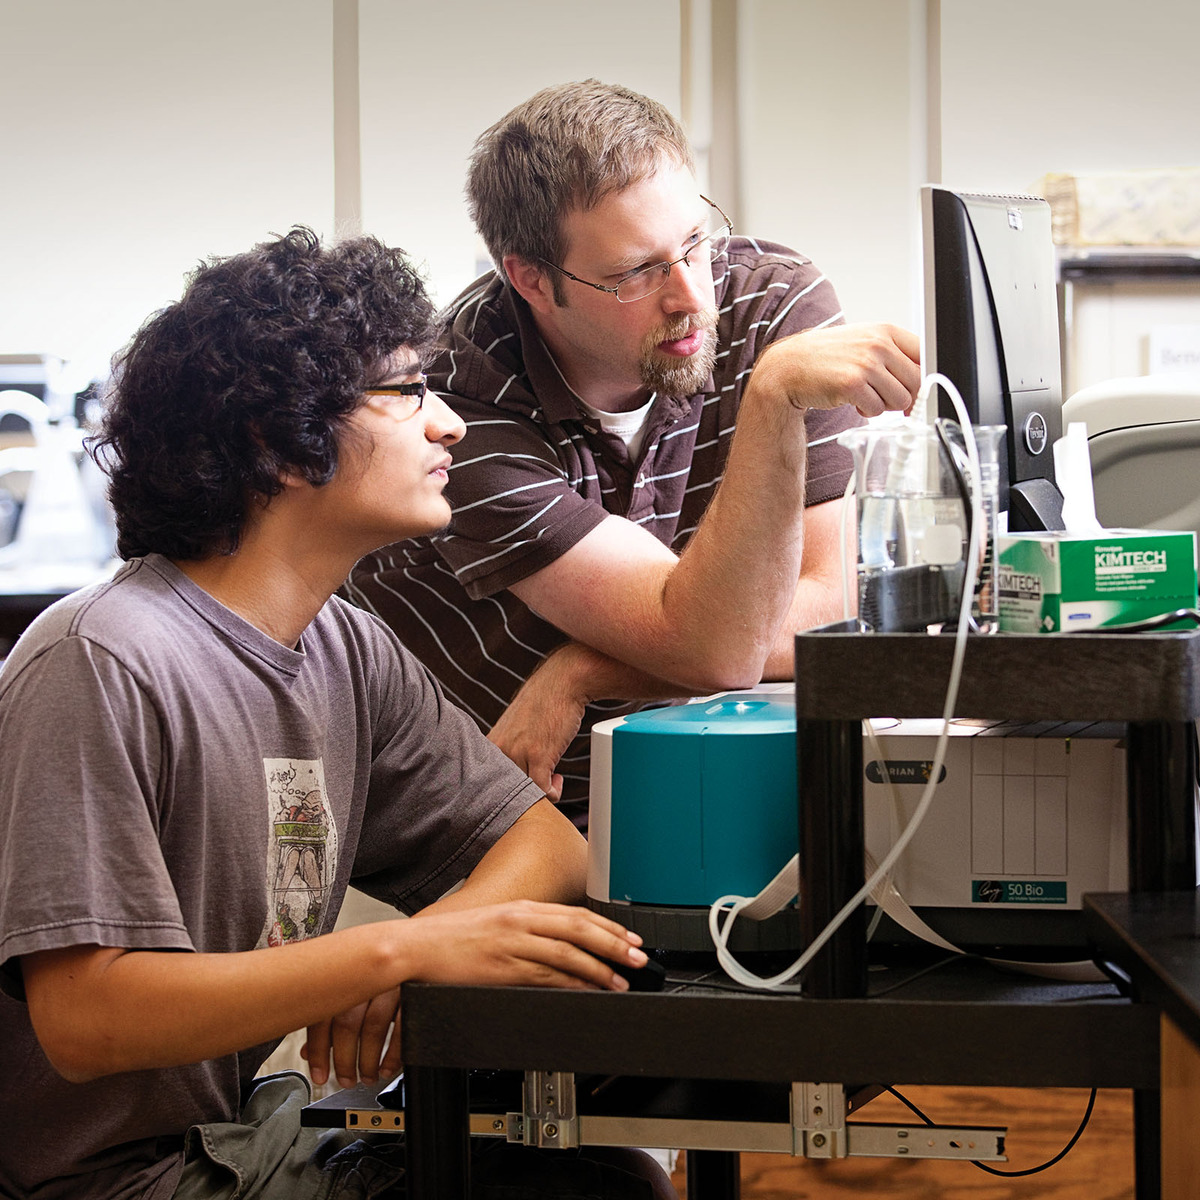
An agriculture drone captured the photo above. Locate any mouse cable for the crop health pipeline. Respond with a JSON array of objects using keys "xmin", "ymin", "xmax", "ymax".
[
  {"xmin": 664, "ymin": 959, "xmax": 1122, "ymax": 1000},
  {"xmin": 863, "ymin": 951, "xmax": 977, "ymax": 998},
  {"xmin": 884, "ymin": 1083, "xmax": 1097, "ymax": 1177},
  {"xmin": 661, "ymin": 974, "xmax": 797, "ymax": 994}
]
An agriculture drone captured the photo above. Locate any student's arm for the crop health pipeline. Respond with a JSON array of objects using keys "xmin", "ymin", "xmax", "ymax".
[
  {"xmin": 508, "ymin": 324, "xmax": 918, "ymax": 694},
  {"xmin": 302, "ymin": 797, "xmax": 602, "ymax": 1085},
  {"xmin": 418, "ymin": 795, "xmax": 587, "ymax": 911},
  {"xmin": 20, "ymin": 802, "xmax": 641, "ymax": 1086}
]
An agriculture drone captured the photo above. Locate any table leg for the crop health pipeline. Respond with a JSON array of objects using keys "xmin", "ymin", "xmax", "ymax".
[
  {"xmin": 796, "ymin": 717, "xmax": 867, "ymax": 999},
  {"xmin": 404, "ymin": 1065, "xmax": 470, "ymax": 1200},
  {"xmin": 686, "ymin": 1149, "xmax": 740, "ymax": 1200},
  {"xmin": 1125, "ymin": 719, "xmax": 1193, "ymax": 1200},
  {"xmin": 1126, "ymin": 720, "xmax": 1197, "ymax": 892},
  {"xmin": 1133, "ymin": 1086, "xmax": 1161, "ymax": 1200}
]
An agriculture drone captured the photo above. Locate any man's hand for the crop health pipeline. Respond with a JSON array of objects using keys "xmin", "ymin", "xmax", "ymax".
[
  {"xmin": 401, "ymin": 900, "xmax": 645, "ymax": 990},
  {"xmin": 487, "ymin": 647, "xmax": 587, "ymax": 802},
  {"xmin": 487, "ymin": 643, "xmax": 697, "ymax": 795},
  {"xmin": 749, "ymin": 323, "xmax": 922, "ymax": 417}
]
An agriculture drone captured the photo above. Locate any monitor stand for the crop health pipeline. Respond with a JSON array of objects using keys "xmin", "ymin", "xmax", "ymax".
[{"xmin": 1009, "ymin": 478, "xmax": 1065, "ymax": 532}]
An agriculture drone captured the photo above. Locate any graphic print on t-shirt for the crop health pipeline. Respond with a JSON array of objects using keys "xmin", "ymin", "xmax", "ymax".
[{"xmin": 261, "ymin": 758, "xmax": 339, "ymax": 946}]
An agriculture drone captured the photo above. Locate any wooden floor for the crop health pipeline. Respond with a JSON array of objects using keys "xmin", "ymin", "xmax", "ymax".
[{"xmin": 668, "ymin": 1086, "xmax": 1135, "ymax": 1199}]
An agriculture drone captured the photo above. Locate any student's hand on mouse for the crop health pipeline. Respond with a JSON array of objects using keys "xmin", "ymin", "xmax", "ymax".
[
  {"xmin": 302, "ymin": 988, "xmax": 403, "ymax": 1091},
  {"xmin": 406, "ymin": 900, "xmax": 647, "ymax": 993},
  {"xmin": 749, "ymin": 322, "xmax": 921, "ymax": 417},
  {"xmin": 300, "ymin": 904, "xmax": 643, "ymax": 1089}
]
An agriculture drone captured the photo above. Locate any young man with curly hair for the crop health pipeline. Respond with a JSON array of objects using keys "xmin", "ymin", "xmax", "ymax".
[
  {"xmin": 347, "ymin": 81, "xmax": 921, "ymax": 825},
  {"xmin": 0, "ymin": 228, "xmax": 674, "ymax": 1200}
]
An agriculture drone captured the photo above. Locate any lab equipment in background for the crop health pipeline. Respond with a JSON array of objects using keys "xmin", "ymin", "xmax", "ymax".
[
  {"xmin": 1061, "ymin": 373, "xmax": 1200, "ymax": 545},
  {"xmin": 0, "ymin": 352, "xmax": 92, "ymax": 426},
  {"xmin": 0, "ymin": 390, "xmax": 112, "ymax": 578},
  {"xmin": 585, "ymin": 687, "xmax": 1130, "ymax": 959},
  {"xmin": 587, "ymin": 691, "xmax": 802, "ymax": 954},
  {"xmin": 922, "ymin": 186, "xmax": 1065, "ymax": 532},
  {"xmin": 863, "ymin": 717, "xmax": 1127, "ymax": 953}
]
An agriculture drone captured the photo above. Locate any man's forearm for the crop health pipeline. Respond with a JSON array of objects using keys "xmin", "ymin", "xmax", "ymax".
[
  {"xmin": 592, "ymin": 325, "xmax": 916, "ymax": 688},
  {"xmin": 759, "ymin": 498, "xmax": 857, "ymax": 679},
  {"xmin": 549, "ymin": 639, "xmax": 698, "ymax": 706},
  {"xmin": 509, "ymin": 325, "xmax": 919, "ymax": 694},
  {"xmin": 25, "ymin": 808, "xmax": 631, "ymax": 1086},
  {"xmin": 24, "ymin": 805, "xmax": 585, "ymax": 1083},
  {"xmin": 760, "ymin": 577, "xmax": 844, "ymax": 679},
  {"xmin": 650, "ymin": 376, "xmax": 809, "ymax": 688}
]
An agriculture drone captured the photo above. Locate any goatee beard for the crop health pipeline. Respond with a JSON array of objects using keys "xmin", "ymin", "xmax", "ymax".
[{"xmin": 638, "ymin": 309, "xmax": 719, "ymax": 396}]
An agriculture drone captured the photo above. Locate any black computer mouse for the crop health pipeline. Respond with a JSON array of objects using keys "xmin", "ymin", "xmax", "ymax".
[{"xmin": 599, "ymin": 954, "xmax": 667, "ymax": 992}]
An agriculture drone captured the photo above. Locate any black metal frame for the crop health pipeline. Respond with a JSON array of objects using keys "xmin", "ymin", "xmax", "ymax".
[{"xmin": 392, "ymin": 629, "xmax": 1200, "ymax": 1199}]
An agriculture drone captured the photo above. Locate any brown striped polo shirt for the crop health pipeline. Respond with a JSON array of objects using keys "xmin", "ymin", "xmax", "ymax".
[{"xmin": 346, "ymin": 237, "xmax": 863, "ymax": 827}]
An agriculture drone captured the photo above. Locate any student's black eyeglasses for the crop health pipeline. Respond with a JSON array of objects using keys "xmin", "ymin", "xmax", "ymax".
[{"xmin": 364, "ymin": 376, "xmax": 428, "ymax": 418}]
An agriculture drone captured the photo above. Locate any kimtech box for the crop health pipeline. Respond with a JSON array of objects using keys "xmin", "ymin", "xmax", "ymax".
[{"xmin": 997, "ymin": 528, "xmax": 1198, "ymax": 633}]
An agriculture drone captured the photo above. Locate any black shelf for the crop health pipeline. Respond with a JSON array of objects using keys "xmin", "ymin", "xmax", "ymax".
[
  {"xmin": 792, "ymin": 628, "xmax": 1200, "ymax": 723},
  {"xmin": 1058, "ymin": 248, "xmax": 1200, "ymax": 282},
  {"xmin": 1086, "ymin": 890, "xmax": 1200, "ymax": 1052},
  {"xmin": 793, "ymin": 629, "xmax": 1200, "ymax": 1003},
  {"xmin": 372, "ymin": 629, "xmax": 1200, "ymax": 1199},
  {"xmin": 399, "ymin": 964, "xmax": 1154, "ymax": 1091}
]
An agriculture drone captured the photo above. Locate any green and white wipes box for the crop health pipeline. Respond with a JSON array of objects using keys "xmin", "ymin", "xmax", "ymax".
[{"xmin": 996, "ymin": 529, "xmax": 1198, "ymax": 633}]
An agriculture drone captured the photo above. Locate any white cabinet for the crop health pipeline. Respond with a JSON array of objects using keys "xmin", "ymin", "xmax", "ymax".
[{"xmin": 1057, "ymin": 248, "xmax": 1200, "ymax": 397}]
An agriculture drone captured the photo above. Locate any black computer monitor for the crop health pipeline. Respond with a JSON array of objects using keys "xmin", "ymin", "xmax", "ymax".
[{"xmin": 921, "ymin": 185, "xmax": 1065, "ymax": 532}]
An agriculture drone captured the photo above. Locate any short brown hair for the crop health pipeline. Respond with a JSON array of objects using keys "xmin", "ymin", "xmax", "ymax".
[{"xmin": 467, "ymin": 80, "xmax": 694, "ymax": 300}]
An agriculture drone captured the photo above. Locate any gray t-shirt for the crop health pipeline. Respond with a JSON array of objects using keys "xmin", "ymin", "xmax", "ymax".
[{"xmin": 0, "ymin": 555, "xmax": 543, "ymax": 1200}]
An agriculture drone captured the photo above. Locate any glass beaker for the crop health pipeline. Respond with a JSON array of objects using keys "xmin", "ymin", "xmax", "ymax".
[
  {"xmin": 940, "ymin": 423, "xmax": 1006, "ymax": 632},
  {"xmin": 838, "ymin": 420, "xmax": 970, "ymax": 632}
]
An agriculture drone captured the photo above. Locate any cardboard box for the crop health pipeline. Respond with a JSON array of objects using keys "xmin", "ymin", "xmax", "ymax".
[
  {"xmin": 1038, "ymin": 168, "xmax": 1200, "ymax": 246},
  {"xmin": 997, "ymin": 529, "xmax": 1197, "ymax": 633}
]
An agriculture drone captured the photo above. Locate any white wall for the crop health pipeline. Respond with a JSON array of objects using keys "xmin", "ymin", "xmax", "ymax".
[
  {"xmin": 737, "ymin": 0, "xmax": 1200, "ymax": 385},
  {"xmin": 939, "ymin": 0, "xmax": 1200, "ymax": 394},
  {"xmin": 357, "ymin": 0, "xmax": 680, "ymax": 308},
  {"xmin": 737, "ymin": 0, "xmax": 927, "ymax": 329},
  {"xmin": 0, "ymin": 0, "xmax": 336, "ymax": 387},
  {"xmin": 939, "ymin": 0, "xmax": 1200, "ymax": 190},
  {"xmin": 0, "ymin": 0, "xmax": 680, "ymax": 387},
  {"xmin": 4, "ymin": 0, "xmax": 1200, "ymax": 393}
]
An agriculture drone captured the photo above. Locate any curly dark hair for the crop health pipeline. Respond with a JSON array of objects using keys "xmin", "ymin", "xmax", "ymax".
[{"xmin": 91, "ymin": 226, "xmax": 434, "ymax": 561}]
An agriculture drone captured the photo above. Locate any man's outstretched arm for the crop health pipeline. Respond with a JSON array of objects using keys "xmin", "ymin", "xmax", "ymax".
[
  {"xmin": 509, "ymin": 324, "xmax": 918, "ymax": 695},
  {"xmin": 491, "ymin": 497, "xmax": 853, "ymax": 797}
]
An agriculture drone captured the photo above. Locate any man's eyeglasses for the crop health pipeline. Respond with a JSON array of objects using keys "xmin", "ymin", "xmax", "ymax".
[
  {"xmin": 364, "ymin": 375, "xmax": 427, "ymax": 418},
  {"xmin": 539, "ymin": 196, "xmax": 733, "ymax": 304}
]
